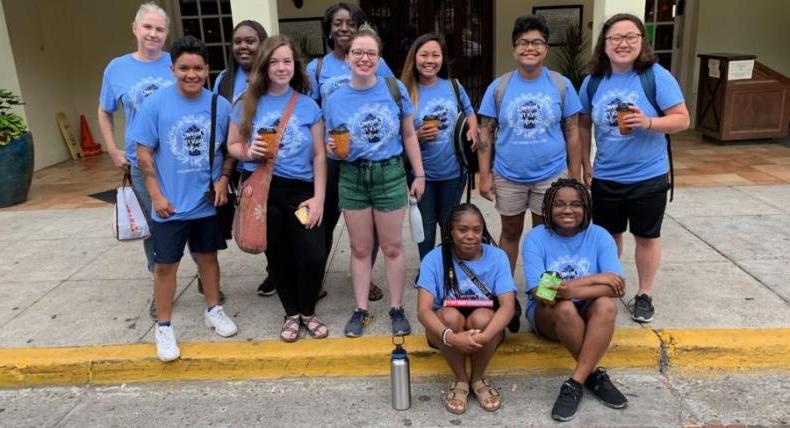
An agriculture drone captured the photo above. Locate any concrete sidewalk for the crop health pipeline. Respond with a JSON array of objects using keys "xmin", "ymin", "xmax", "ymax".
[{"xmin": 0, "ymin": 185, "xmax": 789, "ymax": 386}]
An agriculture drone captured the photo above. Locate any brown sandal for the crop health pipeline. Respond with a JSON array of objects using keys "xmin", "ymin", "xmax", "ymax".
[
  {"xmin": 443, "ymin": 381, "xmax": 469, "ymax": 414},
  {"xmin": 301, "ymin": 314, "xmax": 328, "ymax": 339},
  {"xmin": 280, "ymin": 315, "xmax": 301, "ymax": 343},
  {"xmin": 471, "ymin": 379, "xmax": 501, "ymax": 412}
]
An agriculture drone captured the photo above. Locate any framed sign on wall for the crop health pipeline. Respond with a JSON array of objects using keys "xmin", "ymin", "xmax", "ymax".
[{"xmin": 532, "ymin": 5, "xmax": 583, "ymax": 46}]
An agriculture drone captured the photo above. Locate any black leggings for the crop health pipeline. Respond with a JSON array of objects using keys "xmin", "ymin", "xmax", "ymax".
[{"xmin": 265, "ymin": 175, "xmax": 327, "ymax": 316}]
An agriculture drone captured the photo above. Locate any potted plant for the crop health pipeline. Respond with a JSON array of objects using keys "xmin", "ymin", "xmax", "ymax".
[
  {"xmin": 556, "ymin": 22, "xmax": 590, "ymax": 91},
  {"xmin": 0, "ymin": 89, "xmax": 34, "ymax": 207}
]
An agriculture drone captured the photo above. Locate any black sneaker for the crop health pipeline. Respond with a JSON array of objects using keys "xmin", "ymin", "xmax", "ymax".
[
  {"xmin": 256, "ymin": 277, "xmax": 276, "ymax": 297},
  {"xmin": 551, "ymin": 379, "xmax": 583, "ymax": 422},
  {"xmin": 584, "ymin": 368, "xmax": 628, "ymax": 409},
  {"xmin": 149, "ymin": 296, "xmax": 157, "ymax": 320},
  {"xmin": 197, "ymin": 277, "xmax": 227, "ymax": 304},
  {"xmin": 631, "ymin": 294, "xmax": 654, "ymax": 323},
  {"xmin": 344, "ymin": 308, "xmax": 371, "ymax": 338},
  {"xmin": 389, "ymin": 307, "xmax": 411, "ymax": 336}
]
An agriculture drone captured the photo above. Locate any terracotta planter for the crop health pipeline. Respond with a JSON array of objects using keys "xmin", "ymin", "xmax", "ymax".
[{"xmin": 0, "ymin": 131, "xmax": 34, "ymax": 207}]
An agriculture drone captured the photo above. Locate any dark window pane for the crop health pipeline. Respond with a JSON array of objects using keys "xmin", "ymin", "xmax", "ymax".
[
  {"xmin": 183, "ymin": 18, "xmax": 201, "ymax": 38},
  {"xmin": 208, "ymin": 71, "xmax": 220, "ymax": 89},
  {"xmin": 203, "ymin": 18, "xmax": 222, "ymax": 43},
  {"xmin": 180, "ymin": 0, "xmax": 198, "ymax": 16},
  {"xmin": 208, "ymin": 45, "xmax": 226, "ymax": 72},
  {"xmin": 657, "ymin": 0, "xmax": 675, "ymax": 21},
  {"xmin": 219, "ymin": 0, "xmax": 231, "ymax": 15},
  {"xmin": 657, "ymin": 53, "xmax": 672, "ymax": 70},
  {"xmin": 654, "ymin": 24, "xmax": 673, "ymax": 50},
  {"xmin": 200, "ymin": 0, "xmax": 219, "ymax": 15},
  {"xmin": 645, "ymin": 0, "xmax": 656, "ymax": 22},
  {"xmin": 223, "ymin": 17, "xmax": 233, "ymax": 42}
]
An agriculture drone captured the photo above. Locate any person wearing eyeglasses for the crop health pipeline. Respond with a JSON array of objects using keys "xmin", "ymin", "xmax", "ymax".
[
  {"xmin": 477, "ymin": 15, "xmax": 583, "ymax": 277},
  {"xmin": 578, "ymin": 13, "xmax": 689, "ymax": 324},
  {"xmin": 323, "ymin": 25, "xmax": 425, "ymax": 338},
  {"xmin": 522, "ymin": 178, "xmax": 627, "ymax": 421}
]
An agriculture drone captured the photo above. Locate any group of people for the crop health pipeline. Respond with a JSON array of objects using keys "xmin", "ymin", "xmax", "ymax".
[{"xmin": 98, "ymin": 2, "xmax": 689, "ymax": 422}]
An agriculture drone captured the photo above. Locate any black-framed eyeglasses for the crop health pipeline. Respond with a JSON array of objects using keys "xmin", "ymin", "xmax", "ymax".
[
  {"xmin": 514, "ymin": 38, "xmax": 547, "ymax": 49},
  {"xmin": 605, "ymin": 33, "xmax": 643, "ymax": 45},
  {"xmin": 551, "ymin": 200, "xmax": 585, "ymax": 209}
]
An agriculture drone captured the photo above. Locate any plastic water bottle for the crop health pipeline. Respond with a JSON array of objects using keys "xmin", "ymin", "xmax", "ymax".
[
  {"xmin": 408, "ymin": 196, "xmax": 424, "ymax": 243},
  {"xmin": 391, "ymin": 340, "xmax": 411, "ymax": 411}
]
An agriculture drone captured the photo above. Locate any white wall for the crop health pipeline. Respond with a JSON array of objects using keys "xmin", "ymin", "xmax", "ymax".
[
  {"xmin": 3, "ymin": 0, "xmax": 142, "ymax": 170},
  {"xmin": 0, "ymin": 0, "xmax": 26, "ymax": 128}
]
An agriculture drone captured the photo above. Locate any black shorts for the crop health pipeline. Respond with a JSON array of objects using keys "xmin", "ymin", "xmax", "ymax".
[
  {"xmin": 152, "ymin": 215, "xmax": 227, "ymax": 264},
  {"xmin": 591, "ymin": 174, "xmax": 669, "ymax": 239}
]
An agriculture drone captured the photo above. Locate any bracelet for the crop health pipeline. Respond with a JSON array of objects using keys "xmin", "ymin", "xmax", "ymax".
[
  {"xmin": 647, "ymin": 118, "xmax": 653, "ymax": 130},
  {"xmin": 414, "ymin": 175, "xmax": 425, "ymax": 179},
  {"xmin": 441, "ymin": 328, "xmax": 452, "ymax": 347}
]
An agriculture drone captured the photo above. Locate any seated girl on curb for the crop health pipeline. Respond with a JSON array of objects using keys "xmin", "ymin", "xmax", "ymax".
[
  {"xmin": 522, "ymin": 178, "xmax": 628, "ymax": 422},
  {"xmin": 416, "ymin": 203, "xmax": 516, "ymax": 414}
]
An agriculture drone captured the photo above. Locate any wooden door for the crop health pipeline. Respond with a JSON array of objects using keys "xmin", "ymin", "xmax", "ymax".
[{"xmin": 360, "ymin": 0, "xmax": 493, "ymax": 107}]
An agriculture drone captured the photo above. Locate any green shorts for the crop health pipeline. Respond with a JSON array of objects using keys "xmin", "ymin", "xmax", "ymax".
[{"xmin": 339, "ymin": 157, "xmax": 408, "ymax": 212}]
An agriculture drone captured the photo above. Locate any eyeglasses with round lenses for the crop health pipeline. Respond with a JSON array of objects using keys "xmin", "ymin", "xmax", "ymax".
[
  {"xmin": 349, "ymin": 49, "xmax": 379, "ymax": 60},
  {"xmin": 605, "ymin": 33, "xmax": 643, "ymax": 45},
  {"xmin": 551, "ymin": 200, "xmax": 585, "ymax": 209},
  {"xmin": 514, "ymin": 38, "xmax": 547, "ymax": 49}
]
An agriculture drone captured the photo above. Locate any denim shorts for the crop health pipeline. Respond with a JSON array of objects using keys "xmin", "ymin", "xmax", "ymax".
[
  {"xmin": 152, "ymin": 215, "xmax": 226, "ymax": 264},
  {"xmin": 338, "ymin": 157, "xmax": 408, "ymax": 212}
]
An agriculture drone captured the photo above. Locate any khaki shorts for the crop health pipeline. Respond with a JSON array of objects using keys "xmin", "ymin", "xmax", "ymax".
[{"xmin": 494, "ymin": 171, "xmax": 567, "ymax": 216}]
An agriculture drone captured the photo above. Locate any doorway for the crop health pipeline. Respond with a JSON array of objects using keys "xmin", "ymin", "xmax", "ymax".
[{"xmin": 359, "ymin": 0, "xmax": 493, "ymax": 107}]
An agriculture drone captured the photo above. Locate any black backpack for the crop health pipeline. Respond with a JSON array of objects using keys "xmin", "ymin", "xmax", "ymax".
[{"xmin": 449, "ymin": 79, "xmax": 477, "ymax": 203}]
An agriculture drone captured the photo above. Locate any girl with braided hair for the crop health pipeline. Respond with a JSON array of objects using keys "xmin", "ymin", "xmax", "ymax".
[
  {"xmin": 521, "ymin": 178, "xmax": 628, "ymax": 421},
  {"xmin": 416, "ymin": 203, "xmax": 515, "ymax": 414}
]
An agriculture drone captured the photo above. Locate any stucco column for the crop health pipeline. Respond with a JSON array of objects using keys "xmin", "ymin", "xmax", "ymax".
[
  {"xmin": 231, "ymin": 0, "xmax": 279, "ymax": 35},
  {"xmin": 592, "ymin": 0, "xmax": 646, "ymax": 44},
  {"xmin": 0, "ymin": 1, "xmax": 28, "ymax": 127}
]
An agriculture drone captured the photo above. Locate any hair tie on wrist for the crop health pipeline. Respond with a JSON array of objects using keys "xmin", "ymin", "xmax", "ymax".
[{"xmin": 647, "ymin": 118, "xmax": 653, "ymax": 130}]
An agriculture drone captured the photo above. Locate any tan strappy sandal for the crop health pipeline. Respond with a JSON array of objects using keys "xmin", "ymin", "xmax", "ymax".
[
  {"xmin": 443, "ymin": 381, "xmax": 469, "ymax": 414},
  {"xmin": 471, "ymin": 378, "xmax": 501, "ymax": 412},
  {"xmin": 280, "ymin": 315, "xmax": 301, "ymax": 343},
  {"xmin": 301, "ymin": 314, "xmax": 328, "ymax": 339}
]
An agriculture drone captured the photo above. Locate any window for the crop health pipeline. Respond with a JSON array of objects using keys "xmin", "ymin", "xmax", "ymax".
[{"xmin": 176, "ymin": 0, "xmax": 234, "ymax": 88}]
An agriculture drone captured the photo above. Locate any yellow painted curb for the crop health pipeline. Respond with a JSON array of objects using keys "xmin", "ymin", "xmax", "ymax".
[
  {"xmin": 660, "ymin": 328, "xmax": 790, "ymax": 370},
  {"xmin": 0, "ymin": 330, "xmax": 659, "ymax": 388}
]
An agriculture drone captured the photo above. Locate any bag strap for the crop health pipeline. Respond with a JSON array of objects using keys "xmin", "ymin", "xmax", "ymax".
[
  {"xmin": 450, "ymin": 79, "xmax": 473, "ymax": 204},
  {"xmin": 273, "ymin": 91, "xmax": 300, "ymax": 163},
  {"xmin": 384, "ymin": 77, "xmax": 403, "ymax": 118},
  {"xmin": 493, "ymin": 71, "xmax": 514, "ymax": 119},
  {"xmin": 314, "ymin": 57, "xmax": 324, "ymax": 103},
  {"xmin": 208, "ymin": 93, "xmax": 218, "ymax": 193},
  {"xmin": 456, "ymin": 258, "xmax": 495, "ymax": 300}
]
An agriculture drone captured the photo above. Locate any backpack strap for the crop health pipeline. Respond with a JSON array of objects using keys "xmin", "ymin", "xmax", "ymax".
[
  {"xmin": 450, "ymin": 78, "xmax": 474, "ymax": 204},
  {"xmin": 493, "ymin": 71, "xmax": 514, "ymax": 119},
  {"xmin": 586, "ymin": 75, "xmax": 602, "ymax": 106},
  {"xmin": 207, "ymin": 93, "xmax": 218, "ymax": 194},
  {"xmin": 313, "ymin": 57, "xmax": 324, "ymax": 103},
  {"xmin": 639, "ymin": 67, "xmax": 674, "ymax": 202},
  {"xmin": 548, "ymin": 69, "xmax": 567, "ymax": 127},
  {"xmin": 384, "ymin": 76, "xmax": 403, "ymax": 117}
]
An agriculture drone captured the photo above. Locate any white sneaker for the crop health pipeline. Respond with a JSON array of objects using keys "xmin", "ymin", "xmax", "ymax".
[
  {"xmin": 155, "ymin": 325, "xmax": 180, "ymax": 362},
  {"xmin": 204, "ymin": 305, "xmax": 238, "ymax": 337}
]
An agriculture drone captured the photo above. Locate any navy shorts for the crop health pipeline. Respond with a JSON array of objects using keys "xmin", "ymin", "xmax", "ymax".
[
  {"xmin": 591, "ymin": 174, "xmax": 669, "ymax": 239},
  {"xmin": 152, "ymin": 215, "xmax": 227, "ymax": 264}
]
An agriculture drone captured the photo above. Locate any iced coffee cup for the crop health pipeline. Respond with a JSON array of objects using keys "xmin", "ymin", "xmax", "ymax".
[
  {"xmin": 423, "ymin": 114, "xmax": 440, "ymax": 140},
  {"xmin": 329, "ymin": 126, "xmax": 350, "ymax": 159},
  {"xmin": 616, "ymin": 103, "xmax": 634, "ymax": 135},
  {"xmin": 256, "ymin": 127, "xmax": 278, "ymax": 159}
]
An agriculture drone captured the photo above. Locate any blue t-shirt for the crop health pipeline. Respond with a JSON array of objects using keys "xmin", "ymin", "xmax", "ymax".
[
  {"xmin": 415, "ymin": 79, "xmax": 474, "ymax": 180},
  {"xmin": 521, "ymin": 224, "xmax": 622, "ymax": 306},
  {"xmin": 323, "ymin": 77, "xmax": 413, "ymax": 162},
  {"xmin": 579, "ymin": 64, "xmax": 685, "ymax": 183},
  {"xmin": 306, "ymin": 53, "xmax": 395, "ymax": 104},
  {"xmin": 129, "ymin": 86, "xmax": 232, "ymax": 222},
  {"xmin": 478, "ymin": 67, "xmax": 582, "ymax": 184},
  {"xmin": 212, "ymin": 67, "xmax": 248, "ymax": 102},
  {"xmin": 417, "ymin": 244, "xmax": 516, "ymax": 310},
  {"xmin": 230, "ymin": 88, "xmax": 322, "ymax": 181},
  {"xmin": 99, "ymin": 53, "xmax": 175, "ymax": 166}
]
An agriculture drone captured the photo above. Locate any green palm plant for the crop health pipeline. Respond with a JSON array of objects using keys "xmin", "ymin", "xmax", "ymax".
[
  {"xmin": 556, "ymin": 22, "xmax": 589, "ymax": 91},
  {"xmin": 0, "ymin": 89, "xmax": 27, "ymax": 146}
]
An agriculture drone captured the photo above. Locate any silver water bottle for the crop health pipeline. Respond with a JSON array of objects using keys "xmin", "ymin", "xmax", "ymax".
[{"xmin": 391, "ymin": 339, "xmax": 411, "ymax": 410}]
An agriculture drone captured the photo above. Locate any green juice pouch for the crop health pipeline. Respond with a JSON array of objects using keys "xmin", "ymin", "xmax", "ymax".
[{"xmin": 535, "ymin": 271, "xmax": 562, "ymax": 302}]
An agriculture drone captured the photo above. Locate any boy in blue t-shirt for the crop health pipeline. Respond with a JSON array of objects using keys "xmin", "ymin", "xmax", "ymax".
[
  {"xmin": 131, "ymin": 36, "xmax": 238, "ymax": 363},
  {"xmin": 476, "ymin": 15, "xmax": 583, "ymax": 277},
  {"xmin": 521, "ymin": 178, "xmax": 628, "ymax": 421}
]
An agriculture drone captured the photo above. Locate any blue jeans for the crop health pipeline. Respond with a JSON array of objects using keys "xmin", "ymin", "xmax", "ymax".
[
  {"xmin": 130, "ymin": 164, "xmax": 156, "ymax": 273},
  {"xmin": 413, "ymin": 175, "xmax": 466, "ymax": 260}
]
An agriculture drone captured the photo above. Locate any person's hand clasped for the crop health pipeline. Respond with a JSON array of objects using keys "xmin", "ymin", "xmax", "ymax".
[
  {"xmin": 448, "ymin": 329, "xmax": 483, "ymax": 354},
  {"xmin": 549, "ymin": 281, "xmax": 572, "ymax": 300},
  {"xmin": 598, "ymin": 273, "xmax": 626, "ymax": 297},
  {"xmin": 153, "ymin": 195, "xmax": 175, "ymax": 218}
]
